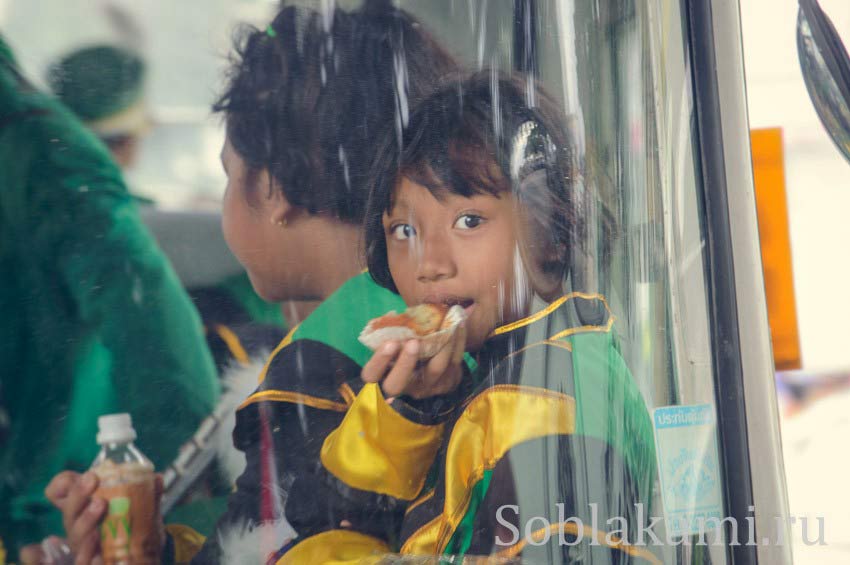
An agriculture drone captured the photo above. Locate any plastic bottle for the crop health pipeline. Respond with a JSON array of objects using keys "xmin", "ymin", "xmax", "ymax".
[{"xmin": 91, "ymin": 413, "xmax": 160, "ymax": 564}]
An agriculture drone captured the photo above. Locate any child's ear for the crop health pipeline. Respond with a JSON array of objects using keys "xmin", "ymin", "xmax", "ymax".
[
  {"xmin": 259, "ymin": 172, "xmax": 296, "ymax": 226},
  {"xmin": 269, "ymin": 196, "xmax": 294, "ymax": 227},
  {"xmin": 518, "ymin": 238, "xmax": 567, "ymax": 302},
  {"xmin": 541, "ymin": 247, "xmax": 568, "ymax": 275},
  {"xmin": 536, "ymin": 243, "xmax": 569, "ymax": 301},
  {"xmin": 516, "ymin": 209, "xmax": 567, "ymax": 301}
]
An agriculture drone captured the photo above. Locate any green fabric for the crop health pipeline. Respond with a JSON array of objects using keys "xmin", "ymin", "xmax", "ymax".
[
  {"xmin": 444, "ymin": 470, "xmax": 493, "ymax": 556},
  {"xmin": 47, "ymin": 45, "xmax": 145, "ymax": 122},
  {"xmin": 0, "ymin": 39, "xmax": 220, "ymax": 552},
  {"xmin": 0, "ymin": 37, "xmax": 15, "ymax": 67},
  {"xmin": 164, "ymin": 496, "xmax": 229, "ymax": 538},
  {"xmin": 291, "ymin": 272, "xmax": 406, "ymax": 367},
  {"xmin": 443, "ymin": 326, "xmax": 656, "ymax": 556},
  {"xmin": 567, "ymin": 330, "xmax": 656, "ymax": 504},
  {"xmin": 217, "ymin": 272, "xmax": 285, "ymax": 326}
]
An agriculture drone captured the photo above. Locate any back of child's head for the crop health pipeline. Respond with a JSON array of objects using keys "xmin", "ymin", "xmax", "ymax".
[
  {"xmin": 365, "ymin": 70, "xmax": 585, "ymax": 293},
  {"xmin": 213, "ymin": 0, "xmax": 457, "ymax": 223}
]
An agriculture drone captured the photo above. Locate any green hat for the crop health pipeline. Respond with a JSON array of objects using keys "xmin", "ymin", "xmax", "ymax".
[
  {"xmin": 0, "ymin": 34, "xmax": 17, "ymax": 67},
  {"xmin": 48, "ymin": 45, "xmax": 148, "ymax": 136}
]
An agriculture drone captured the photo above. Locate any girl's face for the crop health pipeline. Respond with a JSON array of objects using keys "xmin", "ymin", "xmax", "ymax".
[
  {"xmin": 220, "ymin": 136, "xmax": 288, "ymax": 302},
  {"xmin": 383, "ymin": 177, "xmax": 543, "ymax": 352}
]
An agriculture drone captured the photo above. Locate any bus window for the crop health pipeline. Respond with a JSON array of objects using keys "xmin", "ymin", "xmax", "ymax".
[
  {"xmin": 1, "ymin": 0, "xmax": 769, "ymax": 563},
  {"xmin": 393, "ymin": 0, "xmax": 731, "ymax": 562}
]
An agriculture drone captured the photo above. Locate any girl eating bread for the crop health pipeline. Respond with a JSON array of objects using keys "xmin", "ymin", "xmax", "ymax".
[{"xmin": 280, "ymin": 72, "xmax": 659, "ymax": 563}]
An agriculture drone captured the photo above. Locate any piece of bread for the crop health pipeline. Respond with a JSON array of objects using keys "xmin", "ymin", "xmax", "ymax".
[
  {"xmin": 359, "ymin": 303, "xmax": 465, "ymax": 359},
  {"xmin": 369, "ymin": 303, "xmax": 449, "ymax": 336}
]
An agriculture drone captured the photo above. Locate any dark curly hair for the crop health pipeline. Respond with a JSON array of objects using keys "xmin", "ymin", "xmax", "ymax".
[
  {"xmin": 365, "ymin": 71, "xmax": 586, "ymax": 293},
  {"xmin": 213, "ymin": 0, "xmax": 457, "ymax": 223}
]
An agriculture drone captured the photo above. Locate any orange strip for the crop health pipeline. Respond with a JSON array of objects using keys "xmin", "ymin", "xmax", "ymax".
[
  {"xmin": 490, "ymin": 292, "xmax": 613, "ymax": 337},
  {"xmin": 490, "ymin": 295, "xmax": 571, "ymax": 336},
  {"xmin": 405, "ymin": 489, "xmax": 435, "ymax": 516},
  {"xmin": 494, "ymin": 339, "xmax": 573, "ymax": 367},
  {"xmin": 548, "ymin": 314, "xmax": 615, "ymax": 342},
  {"xmin": 257, "ymin": 323, "xmax": 300, "ymax": 384},
  {"xmin": 751, "ymin": 128, "xmax": 801, "ymax": 370},
  {"xmin": 399, "ymin": 515, "xmax": 442, "ymax": 555},
  {"xmin": 338, "ymin": 382, "xmax": 357, "ymax": 405},
  {"xmin": 238, "ymin": 389, "xmax": 348, "ymax": 412},
  {"xmin": 213, "ymin": 324, "xmax": 250, "ymax": 365}
]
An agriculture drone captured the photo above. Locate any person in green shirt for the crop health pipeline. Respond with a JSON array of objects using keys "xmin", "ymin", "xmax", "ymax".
[
  {"xmin": 0, "ymin": 35, "xmax": 220, "ymax": 556},
  {"xmin": 48, "ymin": 44, "xmax": 286, "ymax": 338},
  {"xmin": 48, "ymin": 44, "xmax": 150, "ymax": 171},
  {"xmin": 46, "ymin": 43, "xmax": 288, "ymax": 545}
]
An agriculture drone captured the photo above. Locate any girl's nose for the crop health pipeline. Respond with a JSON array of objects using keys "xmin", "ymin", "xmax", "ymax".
[{"xmin": 415, "ymin": 231, "xmax": 457, "ymax": 282}]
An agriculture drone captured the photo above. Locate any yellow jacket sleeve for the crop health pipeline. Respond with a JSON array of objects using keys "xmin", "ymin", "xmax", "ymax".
[{"xmin": 320, "ymin": 383, "xmax": 445, "ymax": 501}]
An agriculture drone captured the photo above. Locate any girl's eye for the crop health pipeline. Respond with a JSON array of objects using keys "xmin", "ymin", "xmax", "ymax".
[
  {"xmin": 454, "ymin": 214, "xmax": 484, "ymax": 230},
  {"xmin": 390, "ymin": 223, "xmax": 416, "ymax": 240}
]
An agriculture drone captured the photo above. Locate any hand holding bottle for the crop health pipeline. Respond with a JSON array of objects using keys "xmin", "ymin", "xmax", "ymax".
[
  {"xmin": 46, "ymin": 470, "xmax": 107, "ymax": 564},
  {"xmin": 45, "ymin": 414, "xmax": 164, "ymax": 564}
]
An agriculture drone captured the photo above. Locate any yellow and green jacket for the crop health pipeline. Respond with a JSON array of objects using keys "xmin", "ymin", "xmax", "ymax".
[
  {"xmin": 279, "ymin": 293, "xmax": 659, "ymax": 564},
  {"xmin": 166, "ymin": 287, "xmax": 658, "ymax": 564}
]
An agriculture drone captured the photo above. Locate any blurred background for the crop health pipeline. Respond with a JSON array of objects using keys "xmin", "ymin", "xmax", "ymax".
[
  {"xmin": 0, "ymin": 0, "xmax": 274, "ymax": 210},
  {"xmin": 743, "ymin": 0, "xmax": 850, "ymax": 373}
]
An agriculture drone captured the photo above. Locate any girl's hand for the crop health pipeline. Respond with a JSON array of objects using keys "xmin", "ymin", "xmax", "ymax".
[{"xmin": 361, "ymin": 323, "xmax": 466, "ymax": 399}]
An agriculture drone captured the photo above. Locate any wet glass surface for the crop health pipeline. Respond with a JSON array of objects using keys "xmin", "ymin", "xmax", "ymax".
[{"xmin": 1, "ymin": 1, "xmax": 733, "ymax": 563}]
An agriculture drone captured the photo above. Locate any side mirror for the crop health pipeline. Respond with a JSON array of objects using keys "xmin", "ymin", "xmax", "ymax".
[{"xmin": 797, "ymin": 0, "xmax": 850, "ymax": 164}]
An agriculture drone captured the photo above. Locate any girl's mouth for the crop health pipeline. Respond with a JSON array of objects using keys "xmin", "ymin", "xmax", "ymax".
[
  {"xmin": 446, "ymin": 297, "xmax": 474, "ymax": 310},
  {"xmin": 462, "ymin": 301, "xmax": 476, "ymax": 318},
  {"xmin": 424, "ymin": 295, "xmax": 475, "ymax": 316}
]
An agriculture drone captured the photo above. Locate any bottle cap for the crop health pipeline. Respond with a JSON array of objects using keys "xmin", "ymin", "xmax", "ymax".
[{"xmin": 96, "ymin": 413, "xmax": 137, "ymax": 445}]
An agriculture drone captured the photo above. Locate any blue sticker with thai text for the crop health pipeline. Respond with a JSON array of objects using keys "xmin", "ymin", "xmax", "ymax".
[{"xmin": 652, "ymin": 404, "xmax": 724, "ymax": 537}]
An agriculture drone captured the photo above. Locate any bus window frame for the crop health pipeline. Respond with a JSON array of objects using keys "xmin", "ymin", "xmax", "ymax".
[{"xmin": 686, "ymin": 0, "xmax": 792, "ymax": 562}]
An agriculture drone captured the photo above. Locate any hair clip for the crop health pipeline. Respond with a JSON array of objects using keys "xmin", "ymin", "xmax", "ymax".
[
  {"xmin": 266, "ymin": 25, "xmax": 278, "ymax": 38},
  {"xmin": 510, "ymin": 119, "xmax": 556, "ymax": 181}
]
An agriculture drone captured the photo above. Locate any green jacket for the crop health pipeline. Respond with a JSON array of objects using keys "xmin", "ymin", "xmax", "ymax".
[{"xmin": 0, "ymin": 37, "xmax": 220, "ymax": 551}]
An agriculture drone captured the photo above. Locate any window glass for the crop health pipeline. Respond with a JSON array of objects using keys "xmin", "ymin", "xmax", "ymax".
[
  {"xmin": 0, "ymin": 1, "xmax": 734, "ymax": 563},
  {"xmin": 398, "ymin": 1, "xmax": 727, "ymax": 561}
]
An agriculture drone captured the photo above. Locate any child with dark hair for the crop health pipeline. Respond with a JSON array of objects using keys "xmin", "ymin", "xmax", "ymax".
[
  {"xmin": 282, "ymin": 72, "xmax": 658, "ymax": 563},
  {"xmin": 46, "ymin": 2, "xmax": 459, "ymax": 563}
]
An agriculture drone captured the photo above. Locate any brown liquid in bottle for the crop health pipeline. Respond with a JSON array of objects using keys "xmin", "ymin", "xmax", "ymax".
[
  {"xmin": 92, "ymin": 414, "xmax": 161, "ymax": 565},
  {"xmin": 93, "ymin": 461, "xmax": 160, "ymax": 564}
]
